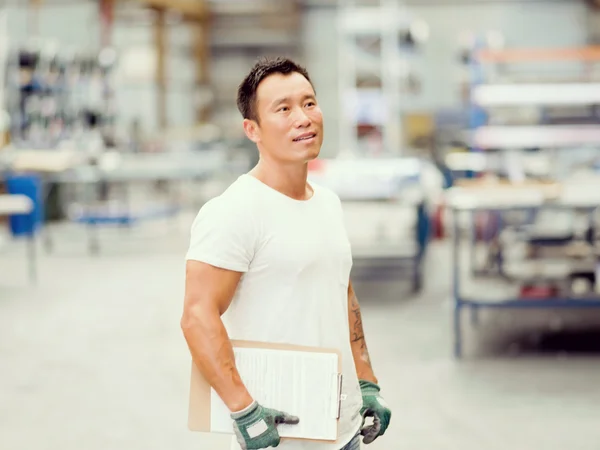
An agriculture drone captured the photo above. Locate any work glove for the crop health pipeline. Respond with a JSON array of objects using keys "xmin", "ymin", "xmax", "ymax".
[
  {"xmin": 231, "ymin": 400, "xmax": 300, "ymax": 449},
  {"xmin": 359, "ymin": 380, "xmax": 391, "ymax": 445}
]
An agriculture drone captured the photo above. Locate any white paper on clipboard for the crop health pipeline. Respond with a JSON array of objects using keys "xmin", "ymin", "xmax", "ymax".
[{"xmin": 189, "ymin": 340, "xmax": 343, "ymax": 443}]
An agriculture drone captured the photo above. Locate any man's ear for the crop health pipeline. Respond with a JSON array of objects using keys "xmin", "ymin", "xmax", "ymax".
[{"xmin": 242, "ymin": 119, "xmax": 260, "ymax": 144}]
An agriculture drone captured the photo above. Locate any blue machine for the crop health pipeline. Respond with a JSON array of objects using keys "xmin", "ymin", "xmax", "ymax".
[{"xmin": 5, "ymin": 173, "xmax": 43, "ymax": 237}]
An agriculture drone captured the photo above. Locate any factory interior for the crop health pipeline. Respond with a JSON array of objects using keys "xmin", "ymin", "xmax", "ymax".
[{"xmin": 3, "ymin": 0, "xmax": 600, "ymax": 448}]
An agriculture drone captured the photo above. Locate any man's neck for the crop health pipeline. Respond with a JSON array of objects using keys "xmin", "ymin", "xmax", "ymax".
[{"xmin": 250, "ymin": 159, "xmax": 312, "ymax": 201}]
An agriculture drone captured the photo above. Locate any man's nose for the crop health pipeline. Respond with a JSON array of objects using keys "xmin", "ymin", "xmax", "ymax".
[{"xmin": 293, "ymin": 108, "xmax": 311, "ymax": 128}]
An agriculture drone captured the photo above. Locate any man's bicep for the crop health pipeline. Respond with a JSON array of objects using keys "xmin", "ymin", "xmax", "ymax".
[
  {"xmin": 184, "ymin": 260, "xmax": 243, "ymax": 316},
  {"xmin": 348, "ymin": 279, "xmax": 358, "ymax": 307}
]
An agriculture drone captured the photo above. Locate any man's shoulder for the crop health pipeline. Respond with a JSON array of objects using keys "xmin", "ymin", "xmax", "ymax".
[
  {"xmin": 312, "ymin": 181, "xmax": 342, "ymax": 206},
  {"xmin": 194, "ymin": 177, "xmax": 258, "ymax": 225},
  {"xmin": 204, "ymin": 176, "xmax": 256, "ymax": 209}
]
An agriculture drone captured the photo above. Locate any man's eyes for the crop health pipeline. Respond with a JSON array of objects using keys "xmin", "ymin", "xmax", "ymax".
[{"xmin": 277, "ymin": 102, "xmax": 316, "ymax": 112}]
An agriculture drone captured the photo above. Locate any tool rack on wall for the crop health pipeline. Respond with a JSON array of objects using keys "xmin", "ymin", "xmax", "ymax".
[{"xmin": 3, "ymin": 42, "xmax": 118, "ymax": 150}]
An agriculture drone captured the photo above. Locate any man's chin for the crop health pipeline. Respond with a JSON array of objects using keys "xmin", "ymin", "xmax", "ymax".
[
  {"xmin": 306, "ymin": 151, "xmax": 320, "ymax": 161},
  {"xmin": 291, "ymin": 147, "xmax": 320, "ymax": 163},
  {"xmin": 303, "ymin": 150, "xmax": 321, "ymax": 163},
  {"xmin": 280, "ymin": 144, "xmax": 321, "ymax": 164}
]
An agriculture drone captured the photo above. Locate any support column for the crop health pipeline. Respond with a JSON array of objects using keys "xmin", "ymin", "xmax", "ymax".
[
  {"xmin": 28, "ymin": 0, "xmax": 42, "ymax": 36},
  {"xmin": 99, "ymin": 0, "xmax": 115, "ymax": 47},
  {"xmin": 154, "ymin": 8, "xmax": 167, "ymax": 130},
  {"xmin": 192, "ymin": 20, "xmax": 211, "ymax": 123}
]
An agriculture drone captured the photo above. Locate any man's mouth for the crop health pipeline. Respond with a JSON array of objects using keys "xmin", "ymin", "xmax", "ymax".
[{"xmin": 293, "ymin": 133, "xmax": 317, "ymax": 142}]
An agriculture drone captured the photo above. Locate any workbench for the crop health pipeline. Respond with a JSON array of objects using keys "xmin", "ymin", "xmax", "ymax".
[
  {"xmin": 446, "ymin": 182, "xmax": 600, "ymax": 358},
  {"xmin": 309, "ymin": 157, "xmax": 435, "ymax": 293},
  {"xmin": 1, "ymin": 148, "xmax": 228, "ymax": 255}
]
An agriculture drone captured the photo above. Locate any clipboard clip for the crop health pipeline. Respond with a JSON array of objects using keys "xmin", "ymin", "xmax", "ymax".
[{"xmin": 331, "ymin": 373, "xmax": 343, "ymax": 420}]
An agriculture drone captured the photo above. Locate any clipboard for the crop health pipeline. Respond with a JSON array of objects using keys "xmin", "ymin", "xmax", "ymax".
[{"xmin": 188, "ymin": 340, "xmax": 343, "ymax": 443}]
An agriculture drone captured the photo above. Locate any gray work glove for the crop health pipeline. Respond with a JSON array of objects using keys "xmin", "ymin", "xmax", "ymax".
[
  {"xmin": 231, "ymin": 401, "xmax": 300, "ymax": 449},
  {"xmin": 359, "ymin": 380, "xmax": 391, "ymax": 445}
]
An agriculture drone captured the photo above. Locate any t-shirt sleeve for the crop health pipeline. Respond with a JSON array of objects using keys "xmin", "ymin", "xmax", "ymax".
[{"xmin": 185, "ymin": 197, "xmax": 256, "ymax": 272}]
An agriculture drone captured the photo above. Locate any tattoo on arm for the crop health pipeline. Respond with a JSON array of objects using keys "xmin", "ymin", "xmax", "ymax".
[{"xmin": 349, "ymin": 289, "xmax": 372, "ymax": 365}]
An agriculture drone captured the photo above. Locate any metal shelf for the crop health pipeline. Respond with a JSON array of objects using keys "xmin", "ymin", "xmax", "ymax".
[
  {"xmin": 472, "ymin": 83, "xmax": 600, "ymax": 107},
  {"xmin": 337, "ymin": 6, "xmax": 415, "ymax": 35},
  {"xmin": 448, "ymin": 193, "xmax": 600, "ymax": 358},
  {"xmin": 459, "ymin": 297, "xmax": 600, "ymax": 309},
  {"xmin": 461, "ymin": 44, "xmax": 600, "ymax": 179},
  {"xmin": 472, "ymin": 125, "xmax": 600, "ymax": 149},
  {"xmin": 336, "ymin": 0, "xmax": 425, "ymax": 156}
]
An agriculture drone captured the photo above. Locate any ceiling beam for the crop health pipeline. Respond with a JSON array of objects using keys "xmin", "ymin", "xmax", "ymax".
[{"xmin": 128, "ymin": 0, "xmax": 209, "ymax": 21}]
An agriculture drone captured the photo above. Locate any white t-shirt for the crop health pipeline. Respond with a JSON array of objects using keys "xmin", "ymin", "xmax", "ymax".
[{"xmin": 186, "ymin": 174, "xmax": 363, "ymax": 450}]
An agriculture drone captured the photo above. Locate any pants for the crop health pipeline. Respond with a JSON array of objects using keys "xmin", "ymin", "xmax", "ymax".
[{"xmin": 340, "ymin": 434, "xmax": 361, "ymax": 450}]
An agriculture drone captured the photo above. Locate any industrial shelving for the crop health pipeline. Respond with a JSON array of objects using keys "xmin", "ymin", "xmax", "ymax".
[
  {"xmin": 332, "ymin": 1, "xmax": 430, "ymax": 291},
  {"xmin": 467, "ymin": 45, "xmax": 600, "ymax": 153},
  {"xmin": 336, "ymin": 0, "xmax": 428, "ymax": 157},
  {"xmin": 448, "ymin": 45, "xmax": 600, "ymax": 358}
]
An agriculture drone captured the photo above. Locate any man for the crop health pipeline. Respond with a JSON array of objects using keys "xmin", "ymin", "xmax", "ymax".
[{"xmin": 181, "ymin": 57, "xmax": 391, "ymax": 450}]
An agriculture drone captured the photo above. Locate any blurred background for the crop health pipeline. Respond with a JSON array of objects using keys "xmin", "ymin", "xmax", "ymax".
[{"xmin": 2, "ymin": 0, "xmax": 600, "ymax": 449}]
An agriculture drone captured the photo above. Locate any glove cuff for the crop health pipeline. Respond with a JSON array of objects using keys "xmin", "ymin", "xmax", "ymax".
[
  {"xmin": 230, "ymin": 400, "xmax": 259, "ymax": 420},
  {"xmin": 359, "ymin": 379, "xmax": 381, "ymax": 395}
]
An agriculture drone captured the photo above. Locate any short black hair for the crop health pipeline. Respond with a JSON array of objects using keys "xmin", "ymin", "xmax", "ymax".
[{"xmin": 237, "ymin": 57, "xmax": 313, "ymax": 123}]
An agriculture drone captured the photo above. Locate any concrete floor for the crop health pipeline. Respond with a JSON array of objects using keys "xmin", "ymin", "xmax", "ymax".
[{"xmin": 1, "ymin": 218, "xmax": 600, "ymax": 450}]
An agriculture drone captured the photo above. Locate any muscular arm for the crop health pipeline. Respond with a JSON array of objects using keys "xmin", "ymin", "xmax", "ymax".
[
  {"xmin": 180, "ymin": 260, "xmax": 254, "ymax": 412},
  {"xmin": 348, "ymin": 280, "xmax": 378, "ymax": 384}
]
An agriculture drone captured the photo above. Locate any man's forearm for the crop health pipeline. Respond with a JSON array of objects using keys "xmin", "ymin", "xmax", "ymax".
[
  {"xmin": 348, "ymin": 282, "xmax": 378, "ymax": 384},
  {"xmin": 181, "ymin": 306, "xmax": 253, "ymax": 412}
]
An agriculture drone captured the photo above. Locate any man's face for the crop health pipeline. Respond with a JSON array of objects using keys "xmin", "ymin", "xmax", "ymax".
[{"xmin": 244, "ymin": 72, "xmax": 324, "ymax": 164}]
